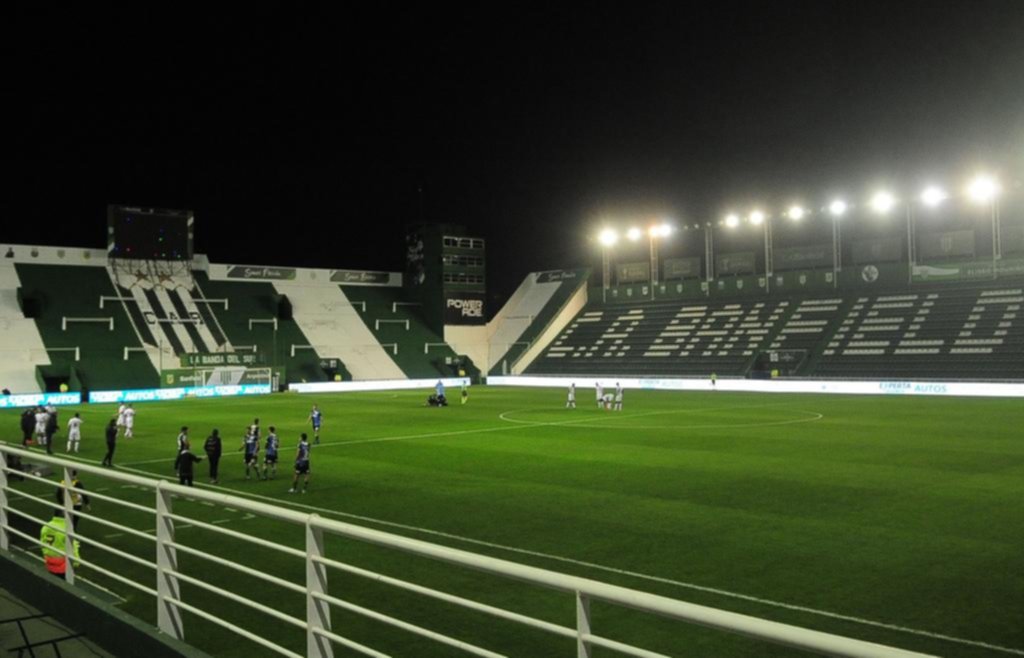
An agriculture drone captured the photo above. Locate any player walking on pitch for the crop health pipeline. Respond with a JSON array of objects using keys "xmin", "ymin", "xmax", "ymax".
[
  {"xmin": 614, "ymin": 382, "xmax": 624, "ymax": 411},
  {"xmin": 66, "ymin": 413, "xmax": 83, "ymax": 453},
  {"xmin": 289, "ymin": 433, "xmax": 312, "ymax": 493},
  {"xmin": 123, "ymin": 404, "xmax": 136, "ymax": 438},
  {"xmin": 566, "ymin": 383, "xmax": 576, "ymax": 409},
  {"xmin": 262, "ymin": 426, "xmax": 280, "ymax": 480},
  {"xmin": 308, "ymin": 405, "xmax": 323, "ymax": 445},
  {"xmin": 241, "ymin": 426, "xmax": 261, "ymax": 480},
  {"xmin": 595, "ymin": 382, "xmax": 603, "ymax": 409}
]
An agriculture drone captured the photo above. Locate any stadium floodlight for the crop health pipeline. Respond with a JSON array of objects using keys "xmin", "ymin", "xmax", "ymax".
[
  {"xmin": 829, "ymin": 200, "xmax": 848, "ymax": 217},
  {"xmin": 787, "ymin": 205, "xmax": 805, "ymax": 221},
  {"xmin": 749, "ymin": 210, "xmax": 765, "ymax": 225},
  {"xmin": 626, "ymin": 227, "xmax": 643, "ymax": 241},
  {"xmin": 920, "ymin": 186, "xmax": 948, "ymax": 208},
  {"xmin": 869, "ymin": 191, "xmax": 896, "ymax": 214},
  {"xmin": 598, "ymin": 228, "xmax": 619, "ymax": 247},
  {"xmin": 966, "ymin": 175, "xmax": 1000, "ymax": 204},
  {"xmin": 649, "ymin": 223, "xmax": 672, "ymax": 238},
  {"xmin": 725, "ymin": 213, "xmax": 740, "ymax": 228}
]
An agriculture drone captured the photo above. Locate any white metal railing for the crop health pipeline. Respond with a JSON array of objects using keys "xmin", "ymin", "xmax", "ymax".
[
  {"xmin": 62, "ymin": 316, "xmax": 114, "ymax": 331},
  {"xmin": 0, "ymin": 447, "xmax": 937, "ymax": 658},
  {"xmin": 423, "ymin": 342, "xmax": 449, "ymax": 355}
]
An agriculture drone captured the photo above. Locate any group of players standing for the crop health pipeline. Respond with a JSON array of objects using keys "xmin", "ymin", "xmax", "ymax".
[
  {"xmin": 173, "ymin": 404, "xmax": 323, "ymax": 493},
  {"xmin": 565, "ymin": 382, "xmax": 624, "ymax": 411}
]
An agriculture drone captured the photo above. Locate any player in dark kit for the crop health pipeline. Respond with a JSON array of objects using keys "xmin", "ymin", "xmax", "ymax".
[
  {"xmin": 261, "ymin": 426, "xmax": 280, "ymax": 480},
  {"xmin": 240, "ymin": 426, "xmax": 260, "ymax": 480},
  {"xmin": 308, "ymin": 406, "xmax": 322, "ymax": 445},
  {"xmin": 289, "ymin": 433, "xmax": 311, "ymax": 493}
]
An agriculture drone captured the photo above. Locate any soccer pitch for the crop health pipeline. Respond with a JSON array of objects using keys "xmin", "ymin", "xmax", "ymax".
[{"xmin": 3, "ymin": 386, "xmax": 1023, "ymax": 657}]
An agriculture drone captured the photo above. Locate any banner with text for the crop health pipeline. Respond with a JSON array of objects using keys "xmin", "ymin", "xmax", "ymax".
[
  {"xmin": 226, "ymin": 266, "xmax": 297, "ymax": 281},
  {"xmin": 912, "ymin": 256, "xmax": 1024, "ymax": 283},
  {"xmin": 917, "ymin": 230, "xmax": 976, "ymax": 260},
  {"xmin": 330, "ymin": 269, "xmax": 392, "ymax": 285},
  {"xmin": 774, "ymin": 244, "xmax": 832, "ymax": 270},
  {"xmin": 662, "ymin": 257, "xmax": 702, "ymax": 279},
  {"xmin": 536, "ymin": 269, "xmax": 584, "ymax": 284},
  {"xmin": 615, "ymin": 261, "xmax": 650, "ymax": 283},
  {"xmin": 181, "ymin": 352, "xmax": 264, "ymax": 368},
  {"xmin": 851, "ymin": 238, "xmax": 903, "ymax": 264},
  {"xmin": 715, "ymin": 252, "xmax": 756, "ymax": 275}
]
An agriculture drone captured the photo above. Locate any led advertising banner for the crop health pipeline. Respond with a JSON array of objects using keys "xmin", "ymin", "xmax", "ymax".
[
  {"xmin": 662, "ymin": 257, "xmax": 701, "ymax": 279},
  {"xmin": 615, "ymin": 261, "xmax": 650, "ymax": 283},
  {"xmin": 851, "ymin": 238, "xmax": 903, "ymax": 264},
  {"xmin": 774, "ymin": 244, "xmax": 832, "ymax": 270},
  {"xmin": 917, "ymin": 230, "xmax": 976, "ymax": 260},
  {"xmin": 0, "ymin": 392, "xmax": 82, "ymax": 409},
  {"xmin": 715, "ymin": 252, "xmax": 756, "ymax": 275},
  {"xmin": 89, "ymin": 384, "xmax": 271, "ymax": 404},
  {"xmin": 290, "ymin": 378, "xmax": 470, "ymax": 394}
]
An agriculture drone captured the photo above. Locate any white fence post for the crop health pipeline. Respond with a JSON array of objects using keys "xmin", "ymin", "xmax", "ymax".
[
  {"xmin": 62, "ymin": 466, "xmax": 76, "ymax": 586},
  {"xmin": 576, "ymin": 591, "xmax": 591, "ymax": 658},
  {"xmin": 306, "ymin": 514, "xmax": 333, "ymax": 658},
  {"xmin": 156, "ymin": 481, "xmax": 184, "ymax": 641},
  {"xmin": 0, "ymin": 451, "xmax": 8, "ymax": 551}
]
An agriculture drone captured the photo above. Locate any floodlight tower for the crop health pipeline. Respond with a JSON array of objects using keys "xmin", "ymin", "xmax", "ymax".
[
  {"xmin": 828, "ymin": 199, "xmax": 848, "ymax": 288},
  {"xmin": 647, "ymin": 222, "xmax": 672, "ymax": 289},
  {"xmin": 749, "ymin": 210, "xmax": 772, "ymax": 292},
  {"xmin": 967, "ymin": 174, "xmax": 1001, "ymax": 278},
  {"xmin": 598, "ymin": 228, "xmax": 619, "ymax": 302}
]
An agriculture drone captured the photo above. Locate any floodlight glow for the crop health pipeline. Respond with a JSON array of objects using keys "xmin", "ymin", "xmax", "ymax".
[
  {"xmin": 870, "ymin": 191, "xmax": 896, "ymax": 214},
  {"xmin": 649, "ymin": 223, "xmax": 672, "ymax": 238},
  {"xmin": 749, "ymin": 210, "xmax": 765, "ymax": 225},
  {"xmin": 787, "ymin": 205, "xmax": 805, "ymax": 220},
  {"xmin": 967, "ymin": 175, "xmax": 1000, "ymax": 203},
  {"xmin": 920, "ymin": 186, "xmax": 947, "ymax": 207},
  {"xmin": 598, "ymin": 228, "xmax": 618, "ymax": 247},
  {"xmin": 627, "ymin": 227, "xmax": 643, "ymax": 241},
  {"xmin": 725, "ymin": 214, "xmax": 740, "ymax": 228},
  {"xmin": 829, "ymin": 200, "xmax": 848, "ymax": 217}
]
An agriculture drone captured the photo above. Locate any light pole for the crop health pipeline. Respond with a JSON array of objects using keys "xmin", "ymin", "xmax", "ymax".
[
  {"xmin": 598, "ymin": 229, "xmax": 618, "ymax": 303},
  {"xmin": 967, "ymin": 175, "xmax": 1001, "ymax": 279},
  {"xmin": 749, "ymin": 210, "xmax": 771, "ymax": 292},
  {"xmin": 647, "ymin": 223, "xmax": 672, "ymax": 300},
  {"xmin": 828, "ymin": 200, "xmax": 847, "ymax": 289},
  {"xmin": 704, "ymin": 221, "xmax": 715, "ymax": 293}
]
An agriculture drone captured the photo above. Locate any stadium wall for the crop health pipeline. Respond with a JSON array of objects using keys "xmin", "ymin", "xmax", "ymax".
[{"xmin": 508, "ymin": 281, "xmax": 589, "ymax": 374}]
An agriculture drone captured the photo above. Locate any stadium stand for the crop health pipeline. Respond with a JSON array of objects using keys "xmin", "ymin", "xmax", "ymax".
[
  {"xmin": 0, "ymin": 263, "xmax": 52, "ymax": 393},
  {"xmin": 14, "ymin": 263, "xmax": 160, "ymax": 391},
  {"xmin": 488, "ymin": 269, "xmax": 589, "ymax": 375},
  {"xmin": 527, "ymin": 282, "xmax": 1024, "ymax": 380},
  {"xmin": 270, "ymin": 279, "xmax": 406, "ymax": 380},
  {"xmin": 192, "ymin": 271, "xmax": 343, "ymax": 384},
  {"xmin": 814, "ymin": 285, "xmax": 1024, "ymax": 379},
  {"xmin": 340, "ymin": 286, "xmax": 478, "ymax": 379}
]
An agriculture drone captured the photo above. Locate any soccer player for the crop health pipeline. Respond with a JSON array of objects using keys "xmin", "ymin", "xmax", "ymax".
[
  {"xmin": 308, "ymin": 405, "xmax": 323, "ymax": 445},
  {"xmin": 116, "ymin": 403, "xmax": 127, "ymax": 435},
  {"xmin": 66, "ymin": 413, "xmax": 83, "ymax": 453},
  {"xmin": 34, "ymin": 406, "xmax": 49, "ymax": 448},
  {"xmin": 20, "ymin": 407, "xmax": 35, "ymax": 446},
  {"xmin": 249, "ymin": 418, "xmax": 260, "ymax": 442},
  {"xmin": 262, "ymin": 426, "xmax": 280, "ymax": 480},
  {"xmin": 204, "ymin": 429, "xmax": 222, "ymax": 484},
  {"xmin": 566, "ymin": 383, "xmax": 576, "ymax": 409},
  {"xmin": 176, "ymin": 426, "xmax": 190, "ymax": 452},
  {"xmin": 595, "ymin": 382, "xmax": 603, "ymax": 409},
  {"xmin": 123, "ymin": 404, "xmax": 136, "ymax": 439},
  {"xmin": 614, "ymin": 382, "xmax": 623, "ymax": 411},
  {"xmin": 289, "ymin": 433, "xmax": 311, "ymax": 494},
  {"xmin": 460, "ymin": 383, "xmax": 468, "ymax": 405},
  {"xmin": 710, "ymin": 372, "xmax": 717, "ymax": 389},
  {"xmin": 240, "ymin": 426, "xmax": 260, "ymax": 480}
]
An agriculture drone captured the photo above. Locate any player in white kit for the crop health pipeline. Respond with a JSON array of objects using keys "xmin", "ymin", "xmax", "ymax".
[
  {"xmin": 566, "ymin": 383, "xmax": 576, "ymax": 409},
  {"xmin": 116, "ymin": 403, "xmax": 127, "ymax": 435},
  {"xmin": 595, "ymin": 383, "xmax": 603, "ymax": 409},
  {"xmin": 66, "ymin": 413, "xmax": 83, "ymax": 452},
  {"xmin": 123, "ymin": 404, "xmax": 136, "ymax": 438},
  {"xmin": 35, "ymin": 407, "xmax": 50, "ymax": 446},
  {"xmin": 613, "ymin": 382, "xmax": 623, "ymax": 411}
]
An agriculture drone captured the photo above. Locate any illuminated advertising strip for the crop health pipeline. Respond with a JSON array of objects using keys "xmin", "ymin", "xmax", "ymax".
[
  {"xmin": 89, "ymin": 384, "xmax": 271, "ymax": 404},
  {"xmin": 486, "ymin": 376, "xmax": 1024, "ymax": 398},
  {"xmin": 289, "ymin": 378, "xmax": 470, "ymax": 394},
  {"xmin": 0, "ymin": 392, "xmax": 82, "ymax": 409}
]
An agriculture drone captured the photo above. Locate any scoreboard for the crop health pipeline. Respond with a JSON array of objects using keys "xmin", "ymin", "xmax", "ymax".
[{"xmin": 107, "ymin": 205, "xmax": 193, "ymax": 260}]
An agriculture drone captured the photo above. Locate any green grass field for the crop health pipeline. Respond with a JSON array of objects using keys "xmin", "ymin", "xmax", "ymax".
[{"xmin": 3, "ymin": 387, "xmax": 1024, "ymax": 657}]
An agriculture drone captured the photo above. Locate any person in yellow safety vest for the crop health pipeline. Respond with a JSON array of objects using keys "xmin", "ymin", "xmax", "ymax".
[{"xmin": 40, "ymin": 510, "xmax": 80, "ymax": 579}]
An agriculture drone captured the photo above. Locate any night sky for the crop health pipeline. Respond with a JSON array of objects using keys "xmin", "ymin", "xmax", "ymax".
[{"xmin": 6, "ymin": 3, "xmax": 1024, "ymax": 304}]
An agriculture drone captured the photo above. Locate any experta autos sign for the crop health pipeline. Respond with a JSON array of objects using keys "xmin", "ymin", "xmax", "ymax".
[{"xmin": 444, "ymin": 293, "xmax": 485, "ymax": 325}]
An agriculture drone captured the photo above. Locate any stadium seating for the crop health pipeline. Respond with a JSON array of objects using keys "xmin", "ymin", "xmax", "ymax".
[
  {"xmin": 527, "ymin": 282, "xmax": 1024, "ymax": 380},
  {"xmin": 14, "ymin": 263, "xmax": 159, "ymax": 390},
  {"xmin": 340, "ymin": 286, "xmax": 476, "ymax": 379}
]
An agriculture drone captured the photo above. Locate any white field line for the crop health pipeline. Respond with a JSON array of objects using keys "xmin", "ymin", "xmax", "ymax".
[{"xmin": 47, "ymin": 451, "xmax": 1024, "ymax": 657}]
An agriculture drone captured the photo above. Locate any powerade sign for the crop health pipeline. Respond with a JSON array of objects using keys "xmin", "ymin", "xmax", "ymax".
[
  {"xmin": 0, "ymin": 392, "xmax": 81, "ymax": 409},
  {"xmin": 444, "ymin": 294, "xmax": 485, "ymax": 325},
  {"xmin": 89, "ymin": 384, "xmax": 271, "ymax": 404}
]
